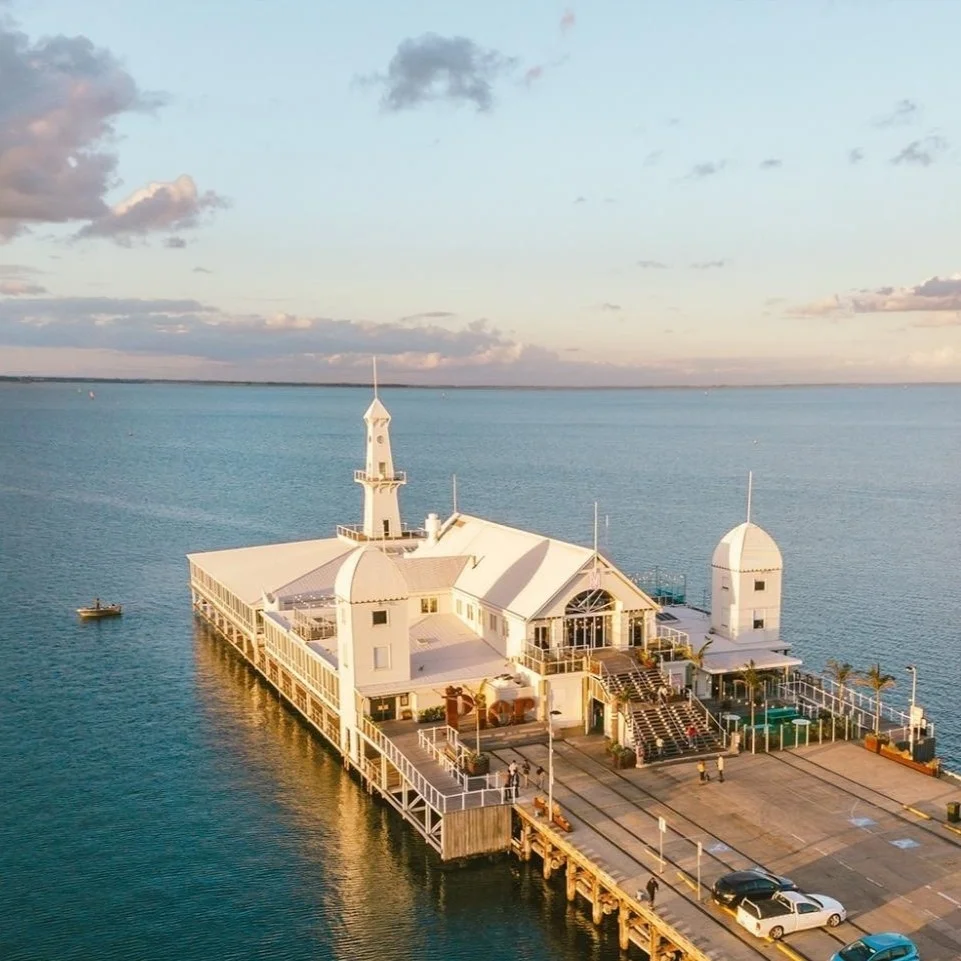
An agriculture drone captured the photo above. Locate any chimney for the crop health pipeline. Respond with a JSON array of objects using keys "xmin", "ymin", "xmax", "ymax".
[{"xmin": 425, "ymin": 512, "xmax": 441, "ymax": 544}]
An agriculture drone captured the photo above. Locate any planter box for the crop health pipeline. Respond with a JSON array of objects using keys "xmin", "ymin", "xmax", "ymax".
[
  {"xmin": 613, "ymin": 750, "xmax": 637, "ymax": 770},
  {"xmin": 464, "ymin": 755, "xmax": 490, "ymax": 776}
]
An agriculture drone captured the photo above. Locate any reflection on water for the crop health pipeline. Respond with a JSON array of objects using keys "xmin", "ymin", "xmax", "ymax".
[{"xmin": 192, "ymin": 623, "xmax": 622, "ymax": 961}]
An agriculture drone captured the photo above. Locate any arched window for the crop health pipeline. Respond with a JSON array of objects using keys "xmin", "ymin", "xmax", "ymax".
[{"xmin": 564, "ymin": 589, "xmax": 615, "ymax": 648}]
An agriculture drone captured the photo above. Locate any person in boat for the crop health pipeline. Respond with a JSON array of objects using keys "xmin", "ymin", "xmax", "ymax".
[{"xmin": 94, "ymin": 598, "xmax": 101, "ymax": 610}]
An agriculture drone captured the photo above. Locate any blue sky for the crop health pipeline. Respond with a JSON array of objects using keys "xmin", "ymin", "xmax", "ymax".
[{"xmin": 2, "ymin": 0, "xmax": 961, "ymax": 385}]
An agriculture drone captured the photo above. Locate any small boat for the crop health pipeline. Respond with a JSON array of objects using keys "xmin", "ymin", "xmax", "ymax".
[{"xmin": 77, "ymin": 599, "xmax": 123, "ymax": 619}]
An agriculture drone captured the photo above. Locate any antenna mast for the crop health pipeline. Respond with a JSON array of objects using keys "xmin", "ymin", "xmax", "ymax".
[
  {"xmin": 746, "ymin": 470, "xmax": 753, "ymax": 524},
  {"xmin": 452, "ymin": 474, "xmax": 458, "ymax": 515},
  {"xmin": 372, "ymin": 356, "xmax": 378, "ymax": 398}
]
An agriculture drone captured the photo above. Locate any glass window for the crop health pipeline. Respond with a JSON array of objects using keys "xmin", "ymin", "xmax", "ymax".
[
  {"xmin": 754, "ymin": 579, "xmax": 766, "ymax": 591},
  {"xmin": 373, "ymin": 646, "xmax": 390, "ymax": 670},
  {"xmin": 489, "ymin": 612, "xmax": 498, "ymax": 630},
  {"xmin": 533, "ymin": 625, "xmax": 549, "ymax": 649},
  {"xmin": 456, "ymin": 599, "xmax": 463, "ymax": 615},
  {"xmin": 372, "ymin": 610, "xmax": 388, "ymax": 626},
  {"xmin": 420, "ymin": 597, "xmax": 437, "ymax": 614},
  {"xmin": 753, "ymin": 612, "xmax": 765, "ymax": 629}
]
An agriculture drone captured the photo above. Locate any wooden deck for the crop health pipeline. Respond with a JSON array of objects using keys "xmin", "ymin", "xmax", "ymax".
[{"xmin": 491, "ymin": 736, "xmax": 961, "ymax": 961}]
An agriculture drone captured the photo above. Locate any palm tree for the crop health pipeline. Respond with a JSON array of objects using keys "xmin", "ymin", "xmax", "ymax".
[
  {"xmin": 682, "ymin": 638, "xmax": 714, "ymax": 669},
  {"xmin": 738, "ymin": 660, "xmax": 765, "ymax": 729},
  {"xmin": 856, "ymin": 663, "xmax": 896, "ymax": 735},
  {"xmin": 460, "ymin": 679, "xmax": 489, "ymax": 754},
  {"xmin": 825, "ymin": 659, "xmax": 856, "ymax": 717}
]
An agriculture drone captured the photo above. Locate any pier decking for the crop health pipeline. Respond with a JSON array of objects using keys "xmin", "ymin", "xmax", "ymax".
[{"xmin": 494, "ymin": 737, "xmax": 961, "ymax": 961}]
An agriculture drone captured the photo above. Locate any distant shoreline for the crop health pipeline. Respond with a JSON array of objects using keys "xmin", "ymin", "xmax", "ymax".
[{"xmin": 0, "ymin": 375, "xmax": 958, "ymax": 391}]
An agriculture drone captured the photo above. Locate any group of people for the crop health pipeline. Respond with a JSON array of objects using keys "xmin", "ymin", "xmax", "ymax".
[
  {"xmin": 505, "ymin": 759, "xmax": 541, "ymax": 798},
  {"xmin": 697, "ymin": 756, "xmax": 725, "ymax": 783}
]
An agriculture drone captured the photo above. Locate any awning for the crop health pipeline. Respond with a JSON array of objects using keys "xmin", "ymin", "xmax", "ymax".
[{"xmin": 699, "ymin": 650, "xmax": 802, "ymax": 675}]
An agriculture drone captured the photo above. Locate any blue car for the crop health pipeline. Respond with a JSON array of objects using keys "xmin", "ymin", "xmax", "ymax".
[{"xmin": 830, "ymin": 932, "xmax": 919, "ymax": 961}]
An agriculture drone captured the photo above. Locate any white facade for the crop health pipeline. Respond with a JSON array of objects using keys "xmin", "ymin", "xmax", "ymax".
[
  {"xmin": 356, "ymin": 395, "xmax": 405, "ymax": 540},
  {"xmin": 710, "ymin": 521, "xmax": 783, "ymax": 644}
]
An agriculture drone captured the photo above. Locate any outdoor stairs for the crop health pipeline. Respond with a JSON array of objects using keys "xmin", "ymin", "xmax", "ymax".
[
  {"xmin": 597, "ymin": 662, "xmax": 726, "ymax": 763},
  {"xmin": 379, "ymin": 725, "xmax": 474, "ymax": 796}
]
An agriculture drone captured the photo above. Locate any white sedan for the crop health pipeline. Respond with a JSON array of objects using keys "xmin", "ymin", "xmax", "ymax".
[{"xmin": 736, "ymin": 890, "xmax": 847, "ymax": 940}]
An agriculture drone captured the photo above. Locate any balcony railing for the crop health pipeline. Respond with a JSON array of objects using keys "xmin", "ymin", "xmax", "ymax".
[
  {"xmin": 519, "ymin": 643, "xmax": 603, "ymax": 676},
  {"xmin": 336, "ymin": 523, "xmax": 426, "ymax": 543},
  {"xmin": 353, "ymin": 469, "xmax": 407, "ymax": 484}
]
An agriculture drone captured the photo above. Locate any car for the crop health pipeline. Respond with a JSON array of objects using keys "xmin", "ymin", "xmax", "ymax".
[
  {"xmin": 830, "ymin": 933, "xmax": 920, "ymax": 961},
  {"xmin": 736, "ymin": 889, "xmax": 846, "ymax": 940},
  {"xmin": 711, "ymin": 869, "xmax": 798, "ymax": 908}
]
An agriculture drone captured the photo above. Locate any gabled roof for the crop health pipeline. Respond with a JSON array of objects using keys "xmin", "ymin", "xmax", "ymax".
[
  {"xmin": 411, "ymin": 513, "xmax": 611, "ymax": 619},
  {"xmin": 272, "ymin": 552, "xmax": 354, "ymax": 603},
  {"xmin": 335, "ymin": 546, "xmax": 408, "ymax": 603},
  {"xmin": 187, "ymin": 537, "xmax": 354, "ymax": 605},
  {"xmin": 395, "ymin": 555, "xmax": 470, "ymax": 593}
]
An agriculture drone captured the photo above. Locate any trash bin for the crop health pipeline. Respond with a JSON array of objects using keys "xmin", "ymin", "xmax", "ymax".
[{"xmin": 947, "ymin": 801, "xmax": 960, "ymax": 823}]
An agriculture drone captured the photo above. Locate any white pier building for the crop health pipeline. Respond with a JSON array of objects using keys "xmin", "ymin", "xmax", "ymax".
[{"xmin": 188, "ymin": 390, "xmax": 800, "ymax": 858}]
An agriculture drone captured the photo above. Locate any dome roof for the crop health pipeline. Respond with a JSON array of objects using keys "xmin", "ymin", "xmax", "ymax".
[
  {"xmin": 711, "ymin": 522, "xmax": 782, "ymax": 573},
  {"xmin": 335, "ymin": 546, "xmax": 408, "ymax": 603}
]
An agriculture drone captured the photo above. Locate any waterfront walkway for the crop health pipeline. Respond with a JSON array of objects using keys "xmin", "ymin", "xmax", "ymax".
[{"xmin": 493, "ymin": 737, "xmax": 961, "ymax": 961}]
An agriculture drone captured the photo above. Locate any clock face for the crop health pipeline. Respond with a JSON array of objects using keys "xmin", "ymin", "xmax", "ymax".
[{"xmin": 377, "ymin": 435, "xmax": 384, "ymax": 443}]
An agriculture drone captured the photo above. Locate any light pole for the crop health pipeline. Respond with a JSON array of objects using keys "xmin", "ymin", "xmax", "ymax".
[
  {"xmin": 906, "ymin": 665, "xmax": 918, "ymax": 756},
  {"xmin": 547, "ymin": 695, "xmax": 562, "ymax": 826}
]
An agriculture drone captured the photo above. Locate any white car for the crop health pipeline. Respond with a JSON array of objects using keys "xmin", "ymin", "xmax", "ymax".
[{"xmin": 736, "ymin": 890, "xmax": 847, "ymax": 940}]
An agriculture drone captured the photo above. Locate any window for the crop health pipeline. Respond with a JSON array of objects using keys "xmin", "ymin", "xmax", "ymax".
[
  {"xmin": 372, "ymin": 609, "xmax": 388, "ymax": 626},
  {"xmin": 533, "ymin": 625, "xmax": 549, "ymax": 649},
  {"xmin": 467, "ymin": 605, "xmax": 475, "ymax": 621},
  {"xmin": 753, "ymin": 613, "xmax": 765, "ymax": 629},
  {"xmin": 378, "ymin": 461, "xmax": 387, "ymax": 476},
  {"xmin": 489, "ymin": 612, "xmax": 498, "ymax": 630},
  {"xmin": 754, "ymin": 579, "xmax": 766, "ymax": 591},
  {"xmin": 420, "ymin": 597, "xmax": 438, "ymax": 614},
  {"xmin": 382, "ymin": 519, "xmax": 390, "ymax": 537},
  {"xmin": 456, "ymin": 599, "xmax": 463, "ymax": 615},
  {"xmin": 373, "ymin": 646, "xmax": 391, "ymax": 670}
]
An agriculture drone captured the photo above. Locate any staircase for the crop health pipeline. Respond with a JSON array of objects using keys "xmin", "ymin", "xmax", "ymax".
[{"xmin": 597, "ymin": 660, "xmax": 725, "ymax": 763}]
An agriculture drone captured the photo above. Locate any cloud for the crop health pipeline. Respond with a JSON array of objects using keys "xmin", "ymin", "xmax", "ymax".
[
  {"xmin": 560, "ymin": 9, "xmax": 576, "ymax": 33},
  {"xmin": 890, "ymin": 135, "xmax": 948, "ymax": 167},
  {"xmin": 791, "ymin": 274, "xmax": 961, "ymax": 319},
  {"xmin": 0, "ymin": 264, "xmax": 42, "ymax": 278},
  {"xmin": 524, "ymin": 65, "xmax": 543, "ymax": 85},
  {"xmin": 906, "ymin": 346, "xmax": 959, "ymax": 368},
  {"xmin": 643, "ymin": 150, "xmax": 662, "ymax": 167},
  {"xmin": 636, "ymin": 260, "xmax": 669, "ymax": 269},
  {"xmin": 573, "ymin": 195, "xmax": 587, "ymax": 204},
  {"xmin": 0, "ymin": 14, "xmax": 219, "ymax": 244},
  {"xmin": 75, "ymin": 175, "xmax": 227, "ymax": 242},
  {"xmin": 598, "ymin": 302, "xmax": 621, "ymax": 311},
  {"xmin": 759, "ymin": 158, "xmax": 782, "ymax": 170},
  {"xmin": 192, "ymin": 266, "xmax": 212, "ymax": 274},
  {"xmin": 0, "ymin": 280, "xmax": 47, "ymax": 295},
  {"xmin": 690, "ymin": 260, "xmax": 727, "ymax": 270},
  {"xmin": 164, "ymin": 237, "xmax": 188, "ymax": 249},
  {"xmin": 686, "ymin": 160, "xmax": 727, "ymax": 179},
  {"xmin": 399, "ymin": 310, "xmax": 456, "ymax": 323},
  {"xmin": 873, "ymin": 99, "xmax": 919, "ymax": 128},
  {"xmin": 365, "ymin": 34, "xmax": 516, "ymax": 112},
  {"xmin": 848, "ymin": 148, "xmax": 864, "ymax": 164}
]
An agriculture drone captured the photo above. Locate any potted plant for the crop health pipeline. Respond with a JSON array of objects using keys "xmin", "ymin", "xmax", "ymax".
[
  {"xmin": 417, "ymin": 705, "xmax": 445, "ymax": 723},
  {"xmin": 463, "ymin": 751, "xmax": 490, "ymax": 776},
  {"xmin": 612, "ymin": 745, "xmax": 637, "ymax": 769}
]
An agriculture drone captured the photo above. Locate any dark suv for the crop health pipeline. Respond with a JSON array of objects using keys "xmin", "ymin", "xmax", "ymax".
[{"xmin": 711, "ymin": 869, "xmax": 798, "ymax": 908}]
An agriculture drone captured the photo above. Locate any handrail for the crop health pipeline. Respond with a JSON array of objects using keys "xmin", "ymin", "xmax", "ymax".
[
  {"xmin": 417, "ymin": 726, "xmax": 502, "ymax": 792},
  {"xmin": 361, "ymin": 718, "xmax": 509, "ymax": 812}
]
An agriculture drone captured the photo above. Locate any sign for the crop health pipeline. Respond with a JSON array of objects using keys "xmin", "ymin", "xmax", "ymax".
[{"xmin": 658, "ymin": 816, "xmax": 667, "ymax": 833}]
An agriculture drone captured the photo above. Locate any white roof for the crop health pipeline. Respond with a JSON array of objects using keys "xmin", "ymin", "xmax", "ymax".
[
  {"xmin": 335, "ymin": 546, "xmax": 409, "ymax": 603},
  {"xmin": 410, "ymin": 513, "xmax": 598, "ymax": 619},
  {"xmin": 188, "ymin": 537, "xmax": 354, "ymax": 604},
  {"xmin": 701, "ymin": 649, "xmax": 801, "ymax": 675},
  {"xmin": 364, "ymin": 396, "xmax": 391, "ymax": 422},
  {"xmin": 712, "ymin": 522, "xmax": 782, "ymax": 573},
  {"xmin": 396, "ymin": 555, "xmax": 470, "ymax": 593},
  {"xmin": 357, "ymin": 613, "xmax": 509, "ymax": 696},
  {"xmin": 273, "ymin": 553, "xmax": 351, "ymax": 602}
]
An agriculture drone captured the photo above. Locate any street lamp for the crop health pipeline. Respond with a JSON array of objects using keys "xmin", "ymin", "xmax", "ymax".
[
  {"xmin": 906, "ymin": 665, "xmax": 918, "ymax": 755},
  {"xmin": 547, "ymin": 701, "xmax": 562, "ymax": 827}
]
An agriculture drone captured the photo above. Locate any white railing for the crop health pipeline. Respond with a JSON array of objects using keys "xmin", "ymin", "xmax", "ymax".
[
  {"xmin": 778, "ymin": 674, "xmax": 931, "ymax": 737},
  {"xmin": 418, "ymin": 726, "xmax": 504, "ymax": 795},
  {"xmin": 353, "ymin": 469, "xmax": 407, "ymax": 484},
  {"xmin": 360, "ymin": 718, "xmax": 509, "ymax": 812}
]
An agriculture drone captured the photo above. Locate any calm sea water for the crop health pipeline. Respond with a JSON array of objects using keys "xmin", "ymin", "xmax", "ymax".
[{"xmin": 1, "ymin": 382, "xmax": 959, "ymax": 960}]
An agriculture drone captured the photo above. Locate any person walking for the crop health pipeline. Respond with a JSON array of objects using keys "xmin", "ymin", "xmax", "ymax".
[
  {"xmin": 646, "ymin": 874, "xmax": 660, "ymax": 907},
  {"xmin": 521, "ymin": 758, "xmax": 531, "ymax": 787},
  {"xmin": 716, "ymin": 755, "xmax": 725, "ymax": 783},
  {"xmin": 655, "ymin": 735, "xmax": 665, "ymax": 760},
  {"xmin": 697, "ymin": 759, "xmax": 709, "ymax": 783}
]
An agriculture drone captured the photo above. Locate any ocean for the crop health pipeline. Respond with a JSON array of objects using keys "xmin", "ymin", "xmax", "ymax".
[{"xmin": 1, "ymin": 382, "xmax": 958, "ymax": 960}]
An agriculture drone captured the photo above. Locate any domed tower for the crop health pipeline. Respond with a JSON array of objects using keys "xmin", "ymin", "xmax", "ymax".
[
  {"xmin": 334, "ymin": 546, "xmax": 411, "ymax": 759},
  {"xmin": 710, "ymin": 521, "xmax": 783, "ymax": 644}
]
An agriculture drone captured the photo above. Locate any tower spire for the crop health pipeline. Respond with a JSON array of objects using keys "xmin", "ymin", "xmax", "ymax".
[
  {"xmin": 746, "ymin": 470, "xmax": 753, "ymax": 524},
  {"xmin": 350, "ymin": 388, "xmax": 406, "ymax": 541}
]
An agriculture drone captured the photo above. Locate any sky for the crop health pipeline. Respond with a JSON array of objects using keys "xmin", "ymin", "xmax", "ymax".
[{"xmin": 2, "ymin": 0, "xmax": 961, "ymax": 386}]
